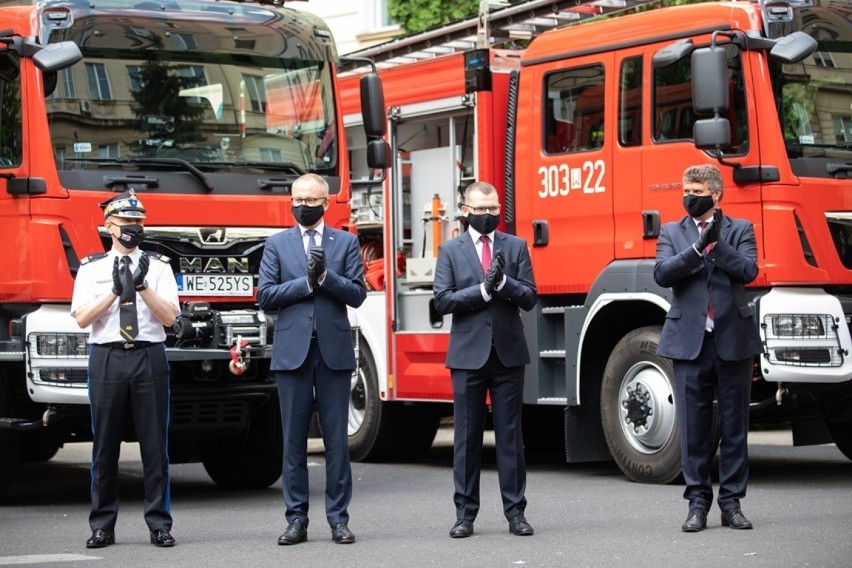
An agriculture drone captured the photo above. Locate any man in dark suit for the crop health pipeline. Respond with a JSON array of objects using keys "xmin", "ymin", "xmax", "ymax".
[
  {"xmin": 433, "ymin": 181, "xmax": 538, "ymax": 539},
  {"xmin": 654, "ymin": 164, "xmax": 763, "ymax": 533},
  {"xmin": 258, "ymin": 173, "xmax": 366, "ymax": 545}
]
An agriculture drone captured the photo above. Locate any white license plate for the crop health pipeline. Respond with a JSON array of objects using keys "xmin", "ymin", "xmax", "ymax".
[{"xmin": 177, "ymin": 274, "xmax": 253, "ymax": 296}]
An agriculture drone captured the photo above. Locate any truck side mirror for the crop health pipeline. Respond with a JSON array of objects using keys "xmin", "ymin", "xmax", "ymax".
[
  {"xmin": 360, "ymin": 73, "xmax": 386, "ymax": 138},
  {"xmin": 691, "ymin": 46, "xmax": 728, "ymax": 114},
  {"xmin": 693, "ymin": 116, "xmax": 731, "ymax": 150},
  {"xmin": 366, "ymin": 139, "xmax": 391, "ymax": 170},
  {"xmin": 32, "ymin": 41, "xmax": 82, "ymax": 72},
  {"xmin": 769, "ymin": 31, "xmax": 818, "ymax": 64}
]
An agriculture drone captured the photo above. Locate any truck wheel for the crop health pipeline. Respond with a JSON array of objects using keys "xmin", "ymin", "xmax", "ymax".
[
  {"xmin": 826, "ymin": 420, "xmax": 852, "ymax": 461},
  {"xmin": 19, "ymin": 429, "xmax": 61, "ymax": 463},
  {"xmin": 348, "ymin": 340, "xmax": 404, "ymax": 462},
  {"xmin": 601, "ymin": 326, "xmax": 682, "ymax": 484},
  {"xmin": 395, "ymin": 406, "xmax": 441, "ymax": 460},
  {"xmin": 200, "ymin": 397, "xmax": 283, "ymax": 489},
  {"xmin": 0, "ymin": 382, "xmax": 20, "ymax": 498}
]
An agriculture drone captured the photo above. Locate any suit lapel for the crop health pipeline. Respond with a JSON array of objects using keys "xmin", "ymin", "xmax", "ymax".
[{"xmin": 286, "ymin": 228, "xmax": 307, "ymax": 274}]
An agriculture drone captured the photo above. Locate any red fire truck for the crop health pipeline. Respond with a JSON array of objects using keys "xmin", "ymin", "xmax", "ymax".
[
  {"xmin": 340, "ymin": 0, "xmax": 852, "ymax": 483},
  {"xmin": 0, "ymin": 0, "xmax": 387, "ymax": 497}
]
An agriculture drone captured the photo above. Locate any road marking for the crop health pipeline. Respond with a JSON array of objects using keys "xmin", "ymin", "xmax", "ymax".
[{"xmin": 0, "ymin": 554, "xmax": 99, "ymax": 565}]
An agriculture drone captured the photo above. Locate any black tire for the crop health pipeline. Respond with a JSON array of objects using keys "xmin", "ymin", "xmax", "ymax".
[
  {"xmin": 19, "ymin": 429, "xmax": 61, "ymax": 463},
  {"xmin": 200, "ymin": 396, "xmax": 283, "ymax": 489},
  {"xmin": 395, "ymin": 406, "xmax": 441, "ymax": 460},
  {"xmin": 348, "ymin": 340, "xmax": 405, "ymax": 462},
  {"xmin": 601, "ymin": 326, "xmax": 682, "ymax": 484},
  {"xmin": 826, "ymin": 420, "xmax": 852, "ymax": 461},
  {"xmin": 0, "ymin": 381, "xmax": 20, "ymax": 498}
]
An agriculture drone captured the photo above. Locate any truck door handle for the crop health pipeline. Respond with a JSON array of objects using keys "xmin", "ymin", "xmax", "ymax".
[
  {"xmin": 103, "ymin": 175, "xmax": 159, "ymax": 189},
  {"xmin": 532, "ymin": 220, "xmax": 548, "ymax": 247},
  {"xmin": 643, "ymin": 210, "xmax": 660, "ymax": 239}
]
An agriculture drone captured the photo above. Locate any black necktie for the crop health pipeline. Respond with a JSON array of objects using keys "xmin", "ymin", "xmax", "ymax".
[{"xmin": 119, "ymin": 256, "xmax": 138, "ymax": 340}]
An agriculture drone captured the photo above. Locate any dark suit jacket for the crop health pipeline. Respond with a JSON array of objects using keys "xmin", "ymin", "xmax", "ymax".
[
  {"xmin": 654, "ymin": 214, "xmax": 763, "ymax": 362},
  {"xmin": 434, "ymin": 230, "xmax": 538, "ymax": 370},
  {"xmin": 258, "ymin": 225, "xmax": 366, "ymax": 372}
]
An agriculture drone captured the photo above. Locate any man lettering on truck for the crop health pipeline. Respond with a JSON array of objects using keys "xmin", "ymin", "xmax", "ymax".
[
  {"xmin": 71, "ymin": 189, "xmax": 180, "ymax": 548},
  {"xmin": 654, "ymin": 164, "xmax": 762, "ymax": 532}
]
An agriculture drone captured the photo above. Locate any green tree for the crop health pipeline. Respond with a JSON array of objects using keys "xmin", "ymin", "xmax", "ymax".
[{"xmin": 388, "ymin": 0, "xmax": 483, "ymax": 34}]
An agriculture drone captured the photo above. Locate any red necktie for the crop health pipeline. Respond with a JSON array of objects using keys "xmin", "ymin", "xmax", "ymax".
[
  {"xmin": 699, "ymin": 221, "xmax": 713, "ymax": 322},
  {"xmin": 480, "ymin": 235, "xmax": 492, "ymax": 272}
]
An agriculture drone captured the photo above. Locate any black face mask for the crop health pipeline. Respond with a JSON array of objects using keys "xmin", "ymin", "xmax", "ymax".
[
  {"xmin": 114, "ymin": 224, "xmax": 144, "ymax": 249},
  {"xmin": 293, "ymin": 205, "xmax": 324, "ymax": 227},
  {"xmin": 467, "ymin": 213, "xmax": 500, "ymax": 235},
  {"xmin": 683, "ymin": 194, "xmax": 715, "ymax": 218}
]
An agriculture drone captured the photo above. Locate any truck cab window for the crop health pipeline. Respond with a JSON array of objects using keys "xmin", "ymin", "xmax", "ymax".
[
  {"xmin": 544, "ymin": 64, "xmax": 605, "ymax": 154},
  {"xmin": 0, "ymin": 52, "xmax": 22, "ymax": 168}
]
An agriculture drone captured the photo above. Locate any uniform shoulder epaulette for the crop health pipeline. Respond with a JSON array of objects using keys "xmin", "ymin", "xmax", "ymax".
[
  {"xmin": 80, "ymin": 252, "xmax": 109, "ymax": 265},
  {"xmin": 144, "ymin": 251, "xmax": 171, "ymax": 263}
]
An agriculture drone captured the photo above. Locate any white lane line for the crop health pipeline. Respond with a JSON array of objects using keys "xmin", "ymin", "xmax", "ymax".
[{"xmin": 0, "ymin": 554, "xmax": 100, "ymax": 565}]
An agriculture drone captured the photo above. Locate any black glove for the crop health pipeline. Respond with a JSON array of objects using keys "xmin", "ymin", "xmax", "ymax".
[
  {"xmin": 133, "ymin": 253, "xmax": 149, "ymax": 291},
  {"xmin": 111, "ymin": 256, "xmax": 124, "ymax": 296},
  {"xmin": 695, "ymin": 209, "xmax": 722, "ymax": 252},
  {"xmin": 307, "ymin": 246, "xmax": 326, "ymax": 289},
  {"xmin": 484, "ymin": 250, "xmax": 505, "ymax": 296}
]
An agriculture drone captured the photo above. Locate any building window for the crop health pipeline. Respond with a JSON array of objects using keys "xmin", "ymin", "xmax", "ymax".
[
  {"xmin": 243, "ymin": 74, "xmax": 266, "ymax": 113},
  {"xmin": 86, "ymin": 63, "xmax": 112, "ymax": 101},
  {"xmin": 98, "ymin": 144, "xmax": 119, "ymax": 159}
]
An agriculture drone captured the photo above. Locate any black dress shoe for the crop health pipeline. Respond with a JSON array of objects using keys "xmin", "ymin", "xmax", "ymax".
[
  {"xmin": 450, "ymin": 519, "xmax": 473, "ymax": 538},
  {"xmin": 86, "ymin": 529, "xmax": 115, "ymax": 549},
  {"xmin": 721, "ymin": 508, "xmax": 753, "ymax": 530},
  {"xmin": 149, "ymin": 528, "xmax": 175, "ymax": 547},
  {"xmin": 278, "ymin": 519, "xmax": 308, "ymax": 545},
  {"xmin": 681, "ymin": 509, "xmax": 707, "ymax": 532},
  {"xmin": 449, "ymin": 519, "xmax": 474, "ymax": 538},
  {"xmin": 331, "ymin": 523, "xmax": 355, "ymax": 544},
  {"xmin": 509, "ymin": 514, "xmax": 534, "ymax": 536}
]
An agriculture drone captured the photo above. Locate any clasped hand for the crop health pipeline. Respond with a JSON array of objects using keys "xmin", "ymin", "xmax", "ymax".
[
  {"xmin": 306, "ymin": 246, "xmax": 326, "ymax": 289},
  {"xmin": 695, "ymin": 208, "xmax": 723, "ymax": 252},
  {"xmin": 484, "ymin": 250, "xmax": 505, "ymax": 296},
  {"xmin": 133, "ymin": 254, "xmax": 149, "ymax": 291}
]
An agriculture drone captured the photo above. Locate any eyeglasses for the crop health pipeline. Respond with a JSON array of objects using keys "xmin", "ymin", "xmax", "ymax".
[
  {"xmin": 292, "ymin": 197, "xmax": 327, "ymax": 207},
  {"xmin": 464, "ymin": 204, "xmax": 501, "ymax": 215}
]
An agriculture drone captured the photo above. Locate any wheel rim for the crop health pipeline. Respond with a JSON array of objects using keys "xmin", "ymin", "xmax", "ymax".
[
  {"xmin": 348, "ymin": 367, "xmax": 368, "ymax": 436},
  {"xmin": 617, "ymin": 361, "xmax": 676, "ymax": 455}
]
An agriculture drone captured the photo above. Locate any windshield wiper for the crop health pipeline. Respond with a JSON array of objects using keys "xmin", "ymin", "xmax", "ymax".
[
  {"xmin": 72, "ymin": 157, "xmax": 214, "ymax": 193},
  {"xmin": 195, "ymin": 161, "xmax": 308, "ymax": 175}
]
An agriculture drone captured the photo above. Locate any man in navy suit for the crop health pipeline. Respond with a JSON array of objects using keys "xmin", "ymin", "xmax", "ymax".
[
  {"xmin": 434, "ymin": 181, "xmax": 538, "ymax": 539},
  {"xmin": 654, "ymin": 164, "xmax": 763, "ymax": 533},
  {"xmin": 258, "ymin": 173, "xmax": 366, "ymax": 545}
]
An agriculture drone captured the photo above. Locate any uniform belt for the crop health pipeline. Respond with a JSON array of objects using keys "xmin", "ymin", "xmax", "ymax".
[{"xmin": 100, "ymin": 340, "xmax": 157, "ymax": 350}]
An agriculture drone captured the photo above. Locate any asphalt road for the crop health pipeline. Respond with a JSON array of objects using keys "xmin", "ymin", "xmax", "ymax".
[{"xmin": 1, "ymin": 428, "xmax": 850, "ymax": 568}]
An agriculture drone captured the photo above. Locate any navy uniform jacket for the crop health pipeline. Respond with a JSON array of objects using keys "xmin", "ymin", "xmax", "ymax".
[
  {"xmin": 433, "ymin": 230, "xmax": 537, "ymax": 370},
  {"xmin": 257, "ymin": 225, "xmax": 366, "ymax": 372},
  {"xmin": 654, "ymin": 214, "xmax": 763, "ymax": 362}
]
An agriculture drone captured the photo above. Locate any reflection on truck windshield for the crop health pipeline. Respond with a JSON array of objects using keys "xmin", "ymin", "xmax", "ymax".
[{"xmin": 46, "ymin": 51, "xmax": 337, "ymax": 174}]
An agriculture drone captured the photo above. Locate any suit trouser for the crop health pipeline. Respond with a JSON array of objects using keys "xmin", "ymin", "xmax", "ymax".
[
  {"xmin": 87, "ymin": 343, "xmax": 172, "ymax": 532},
  {"xmin": 451, "ymin": 346, "xmax": 527, "ymax": 522},
  {"xmin": 673, "ymin": 334, "xmax": 752, "ymax": 511},
  {"xmin": 276, "ymin": 337, "xmax": 352, "ymax": 527}
]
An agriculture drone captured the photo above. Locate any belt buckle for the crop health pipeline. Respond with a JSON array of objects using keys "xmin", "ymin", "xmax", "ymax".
[{"xmin": 123, "ymin": 342, "xmax": 134, "ymax": 350}]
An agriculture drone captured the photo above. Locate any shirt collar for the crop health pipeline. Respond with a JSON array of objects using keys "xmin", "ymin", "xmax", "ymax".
[
  {"xmin": 300, "ymin": 221, "xmax": 325, "ymax": 237},
  {"xmin": 467, "ymin": 224, "xmax": 495, "ymax": 242}
]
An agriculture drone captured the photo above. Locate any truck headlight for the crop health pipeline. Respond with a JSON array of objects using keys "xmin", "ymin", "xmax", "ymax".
[
  {"xmin": 766, "ymin": 314, "xmax": 831, "ymax": 338},
  {"xmin": 34, "ymin": 333, "xmax": 89, "ymax": 356}
]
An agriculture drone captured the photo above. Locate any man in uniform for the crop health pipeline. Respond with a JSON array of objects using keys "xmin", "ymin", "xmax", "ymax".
[{"xmin": 71, "ymin": 189, "xmax": 180, "ymax": 548}]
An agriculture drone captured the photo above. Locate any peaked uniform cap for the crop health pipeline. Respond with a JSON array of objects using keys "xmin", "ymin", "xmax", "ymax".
[{"xmin": 100, "ymin": 189, "xmax": 147, "ymax": 219}]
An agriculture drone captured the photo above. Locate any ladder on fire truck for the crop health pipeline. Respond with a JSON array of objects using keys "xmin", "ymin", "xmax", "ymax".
[{"xmin": 343, "ymin": 0, "xmax": 655, "ymax": 71}]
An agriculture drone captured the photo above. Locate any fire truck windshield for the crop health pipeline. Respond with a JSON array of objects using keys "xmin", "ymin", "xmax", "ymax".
[
  {"xmin": 46, "ymin": 51, "xmax": 337, "ymax": 178},
  {"xmin": 768, "ymin": 1, "xmax": 851, "ymax": 170}
]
